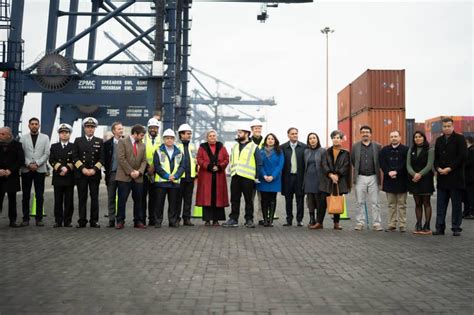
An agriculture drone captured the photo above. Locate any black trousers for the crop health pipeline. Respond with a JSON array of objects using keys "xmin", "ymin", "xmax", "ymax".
[
  {"xmin": 1, "ymin": 190, "xmax": 17, "ymax": 223},
  {"xmin": 229, "ymin": 175, "xmax": 255, "ymax": 221},
  {"xmin": 260, "ymin": 191, "xmax": 277, "ymax": 212},
  {"xmin": 316, "ymin": 192, "xmax": 340, "ymax": 224},
  {"xmin": 284, "ymin": 174, "xmax": 304, "ymax": 223},
  {"xmin": 436, "ymin": 188, "xmax": 463, "ymax": 232},
  {"xmin": 53, "ymin": 185, "xmax": 74, "ymax": 225},
  {"xmin": 76, "ymin": 177, "xmax": 100, "ymax": 225},
  {"xmin": 117, "ymin": 180, "xmax": 143, "ymax": 224},
  {"xmin": 21, "ymin": 171, "xmax": 45, "ymax": 221},
  {"xmin": 155, "ymin": 186, "xmax": 179, "ymax": 225},
  {"xmin": 142, "ymin": 177, "xmax": 157, "ymax": 224},
  {"xmin": 177, "ymin": 180, "xmax": 194, "ymax": 220}
]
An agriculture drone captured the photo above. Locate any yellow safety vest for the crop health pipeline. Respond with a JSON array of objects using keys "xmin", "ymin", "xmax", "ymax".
[
  {"xmin": 145, "ymin": 133, "xmax": 161, "ymax": 165},
  {"xmin": 230, "ymin": 142, "xmax": 257, "ymax": 180},
  {"xmin": 155, "ymin": 148, "xmax": 183, "ymax": 184},
  {"xmin": 177, "ymin": 142, "xmax": 197, "ymax": 178}
]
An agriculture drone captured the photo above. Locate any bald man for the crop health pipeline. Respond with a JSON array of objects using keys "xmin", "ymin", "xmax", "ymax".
[{"xmin": 0, "ymin": 127, "xmax": 25, "ymax": 227}]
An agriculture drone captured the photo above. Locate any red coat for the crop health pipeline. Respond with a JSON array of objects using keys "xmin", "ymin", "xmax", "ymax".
[{"xmin": 195, "ymin": 142, "xmax": 229, "ymax": 207}]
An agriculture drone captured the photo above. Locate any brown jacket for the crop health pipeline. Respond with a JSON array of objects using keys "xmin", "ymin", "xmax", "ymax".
[{"xmin": 115, "ymin": 136, "xmax": 147, "ymax": 183}]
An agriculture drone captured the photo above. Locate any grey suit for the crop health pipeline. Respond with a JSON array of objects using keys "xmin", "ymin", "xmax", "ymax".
[
  {"xmin": 351, "ymin": 141, "xmax": 382, "ymax": 228},
  {"xmin": 20, "ymin": 133, "xmax": 50, "ymax": 222}
]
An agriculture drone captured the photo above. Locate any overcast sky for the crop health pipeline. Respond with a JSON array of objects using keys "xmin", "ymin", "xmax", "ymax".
[{"xmin": 3, "ymin": 0, "xmax": 473, "ymax": 140}]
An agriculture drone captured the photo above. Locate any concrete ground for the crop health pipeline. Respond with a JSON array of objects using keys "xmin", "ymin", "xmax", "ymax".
[{"xmin": 0, "ymin": 178, "xmax": 473, "ymax": 314}]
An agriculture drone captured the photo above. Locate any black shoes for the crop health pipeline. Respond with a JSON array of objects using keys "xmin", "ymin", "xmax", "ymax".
[
  {"xmin": 20, "ymin": 221, "xmax": 29, "ymax": 227},
  {"xmin": 53, "ymin": 223, "xmax": 62, "ymax": 228},
  {"xmin": 453, "ymin": 231, "xmax": 461, "ymax": 236},
  {"xmin": 183, "ymin": 219, "xmax": 194, "ymax": 226},
  {"xmin": 283, "ymin": 223, "xmax": 292, "ymax": 226},
  {"xmin": 107, "ymin": 221, "xmax": 115, "ymax": 228},
  {"xmin": 155, "ymin": 223, "xmax": 162, "ymax": 228},
  {"xmin": 169, "ymin": 223, "xmax": 178, "ymax": 228},
  {"xmin": 244, "ymin": 220, "xmax": 255, "ymax": 228},
  {"xmin": 432, "ymin": 230, "xmax": 444, "ymax": 236},
  {"xmin": 297, "ymin": 222, "xmax": 303, "ymax": 227},
  {"xmin": 258, "ymin": 220, "xmax": 265, "ymax": 226},
  {"xmin": 9, "ymin": 222, "xmax": 20, "ymax": 228}
]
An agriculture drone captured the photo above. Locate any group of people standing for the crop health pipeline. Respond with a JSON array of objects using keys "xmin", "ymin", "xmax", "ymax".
[{"xmin": 0, "ymin": 117, "xmax": 472, "ymax": 236}]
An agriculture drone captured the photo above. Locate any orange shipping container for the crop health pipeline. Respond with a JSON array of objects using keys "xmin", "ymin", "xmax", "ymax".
[
  {"xmin": 337, "ymin": 84, "xmax": 351, "ymax": 122},
  {"xmin": 351, "ymin": 109, "xmax": 406, "ymax": 147},
  {"xmin": 337, "ymin": 118, "xmax": 351, "ymax": 151},
  {"xmin": 415, "ymin": 122, "xmax": 425, "ymax": 132},
  {"xmin": 350, "ymin": 69, "xmax": 405, "ymax": 115}
]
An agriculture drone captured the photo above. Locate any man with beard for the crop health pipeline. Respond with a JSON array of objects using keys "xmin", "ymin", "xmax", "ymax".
[
  {"xmin": 351, "ymin": 125, "xmax": 383, "ymax": 231},
  {"xmin": 143, "ymin": 118, "xmax": 161, "ymax": 226},
  {"xmin": 20, "ymin": 117, "xmax": 50, "ymax": 226},
  {"xmin": 223, "ymin": 125, "xmax": 262, "ymax": 228},
  {"xmin": 0, "ymin": 127, "xmax": 25, "ymax": 227}
]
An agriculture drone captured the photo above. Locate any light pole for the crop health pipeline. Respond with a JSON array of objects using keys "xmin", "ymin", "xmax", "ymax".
[{"xmin": 321, "ymin": 26, "xmax": 334, "ymax": 148}]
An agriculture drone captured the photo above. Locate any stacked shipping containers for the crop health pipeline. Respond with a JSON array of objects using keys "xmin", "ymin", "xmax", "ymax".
[
  {"xmin": 405, "ymin": 119, "xmax": 425, "ymax": 146},
  {"xmin": 337, "ymin": 69, "xmax": 406, "ymax": 150},
  {"xmin": 424, "ymin": 116, "xmax": 474, "ymax": 143},
  {"xmin": 337, "ymin": 84, "xmax": 351, "ymax": 150}
]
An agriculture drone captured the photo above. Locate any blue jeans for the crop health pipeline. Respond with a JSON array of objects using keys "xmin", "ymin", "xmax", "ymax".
[
  {"xmin": 117, "ymin": 181, "xmax": 144, "ymax": 224},
  {"xmin": 436, "ymin": 188, "xmax": 463, "ymax": 232}
]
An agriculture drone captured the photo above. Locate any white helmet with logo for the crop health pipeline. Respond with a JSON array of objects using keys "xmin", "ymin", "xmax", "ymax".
[
  {"xmin": 147, "ymin": 118, "xmax": 160, "ymax": 128},
  {"xmin": 162, "ymin": 128, "xmax": 176, "ymax": 138},
  {"xmin": 57, "ymin": 123, "xmax": 73, "ymax": 133},
  {"xmin": 178, "ymin": 123, "xmax": 192, "ymax": 133},
  {"xmin": 82, "ymin": 117, "xmax": 98, "ymax": 128}
]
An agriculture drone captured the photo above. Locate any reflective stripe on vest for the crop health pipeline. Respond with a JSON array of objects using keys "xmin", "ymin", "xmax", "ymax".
[
  {"xmin": 230, "ymin": 142, "xmax": 257, "ymax": 180},
  {"xmin": 145, "ymin": 134, "xmax": 161, "ymax": 165},
  {"xmin": 177, "ymin": 142, "xmax": 197, "ymax": 178},
  {"xmin": 155, "ymin": 150, "xmax": 182, "ymax": 183}
]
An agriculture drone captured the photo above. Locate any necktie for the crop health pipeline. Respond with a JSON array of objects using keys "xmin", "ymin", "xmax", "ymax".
[
  {"xmin": 152, "ymin": 137, "xmax": 155, "ymax": 145},
  {"xmin": 133, "ymin": 142, "xmax": 137, "ymax": 157},
  {"xmin": 63, "ymin": 144, "xmax": 66, "ymax": 149},
  {"xmin": 87, "ymin": 137, "xmax": 91, "ymax": 142},
  {"xmin": 291, "ymin": 144, "xmax": 297, "ymax": 174}
]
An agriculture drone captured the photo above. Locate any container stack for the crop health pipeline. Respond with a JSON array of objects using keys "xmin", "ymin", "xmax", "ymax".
[
  {"xmin": 424, "ymin": 116, "xmax": 474, "ymax": 143},
  {"xmin": 337, "ymin": 69, "xmax": 406, "ymax": 150}
]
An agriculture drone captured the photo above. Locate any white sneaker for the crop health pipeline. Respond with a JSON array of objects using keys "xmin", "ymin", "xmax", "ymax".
[
  {"xmin": 373, "ymin": 223, "xmax": 383, "ymax": 231},
  {"xmin": 354, "ymin": 223, "xmax": 364, "ymax": 231}
]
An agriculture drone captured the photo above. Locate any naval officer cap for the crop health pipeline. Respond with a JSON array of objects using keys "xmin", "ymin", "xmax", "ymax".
[
  {"xmin": 58, "ymin": 123, "xmax": 73, "ymax": 133},
  {"xmin": 83, "ymin": 117, "xmax": 98, "ymax": 128}
]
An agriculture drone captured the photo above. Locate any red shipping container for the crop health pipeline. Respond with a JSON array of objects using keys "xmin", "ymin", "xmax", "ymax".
[
  {"xmin": 351, "ymin": 109, "xmax": 406, "ymax": 147},
  {"xmin": 337, "ymin": 84, "xmax": 351, "ymax": 122},
  {"xmin": 350, "ymin": 69, "xmax": 405, "ymax": 115},
  {"xmin": 414, "ymin": 123, "xmax": 425, "ymax": 132},
  {"xmin": 337, "ymin": 118, "xmax": 351, "ymax": 151}
]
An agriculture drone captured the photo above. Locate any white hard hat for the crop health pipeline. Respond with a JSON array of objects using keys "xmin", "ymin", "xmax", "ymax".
[
  {"xmin": 237, "ymin": 124, "xmax": 251, "ymax": 133},
  {"xmin": 162, "ymin": 128, "xmax": 176, "ymax": 138},
  {"xmin": 82, "ymin": 117, "xmax": 98, "ymax": 128},
  {"xmin": 147, "ymin": 118, "xmax": 160, "ymax": 128},
  {"xmin": 57, "ymin": 123, "xmax": 73, "ymax": 133},
  {"xmin": 178, "ymin": 123, "xmax": 192, "ymax": 133},
  {"xmin": 250, "ymin": 119, "xmax": 263, "ymax": 128}
]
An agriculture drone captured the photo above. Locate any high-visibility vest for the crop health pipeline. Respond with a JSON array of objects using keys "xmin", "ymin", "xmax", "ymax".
[
  {"xmin": 230, "ymin": 142, "xmax": 257, "ymax": 180},
  {"xmin": 177, "ymin": 142, "xmax": 197, "ymax": 178},
  {"xmin": 145, "ymin": 133, "xmax": 161, "ymax": 165},
  {"xmin": 155, "ymin": 148, "xmax": 183, "ymax": 184}
]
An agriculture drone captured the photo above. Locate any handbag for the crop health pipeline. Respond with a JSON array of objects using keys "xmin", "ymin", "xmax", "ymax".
[{"xmin": 326, "ymin": 183, "xmax": 344, "ymax": 214}]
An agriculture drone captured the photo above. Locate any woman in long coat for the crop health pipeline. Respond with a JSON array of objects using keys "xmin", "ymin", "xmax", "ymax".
[
  {"xmin": 314, "ymin": 130, "xmax": 351, "ymax": 230},
  {"xmin": 195, "ymin": 130, "xmax": 229, "ymax": 226}
]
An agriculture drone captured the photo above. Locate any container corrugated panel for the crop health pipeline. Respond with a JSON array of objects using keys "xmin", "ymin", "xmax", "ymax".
[
  {"xmin": 431, "ymin": 121, "xmax": 442, "ymax": 133},
  {"xmin": 415, "ymin": 123, "xmax": 425, "ymax": 132},
  {"xmin": 350, "ymin": 69, "xmax": 405, "ymax": 115},
  {"xmin": 337, "ymin": 118, "xmax": 351, "ymax": 151},
  {"xmin": 351, "ymin": 109, "xmax": 406, "ymax": 146},
  {"xmin": 337, "ymin": 84, "xmax": 351, "ymax": 122},
  {"xmin": 406, "ymin": 119, "xmax": 415, "ymax": 147}
]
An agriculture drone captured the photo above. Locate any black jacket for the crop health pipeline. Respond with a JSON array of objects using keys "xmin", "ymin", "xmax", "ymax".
[
  {"xmin": 319, "ymin": 147, "xmax": 351, "ymax": 195},
  {"xmin": 103, "ymin": 137, "xmax": 118, "ymax": 185},
  {"xmin": 434, "ymin": 132, "xmax": 466, "ymax": 189},
  {"xmin": 49, "ymin": 142, "xmax": 75, "ymax": 186},
  {"xmin": 0, "ymin": 140, "xmax": 24, "ymax": 192},
  {"xmin": 466, "ymin": 145, "xmax": 474, "ymax": 185},
  {"xmin": 72, "ymin": 136, "xmax": 104, "ymax": 181},
  {"xmin": 280, "ymin": 141, "xmax": 306, "ymax": 196},
  {"xmin": 379, "ymin": 144, "xmax": 409, "ymax": 193}
]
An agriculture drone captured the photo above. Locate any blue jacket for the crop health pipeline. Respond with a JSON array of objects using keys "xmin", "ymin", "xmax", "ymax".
[
  {"xmin": 154, "ymin": 144, "xmax": 185, "ymax": 188},
  {"xmin": 256, "ymin": 148, "xmax": 284, "ymax": 192}
]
